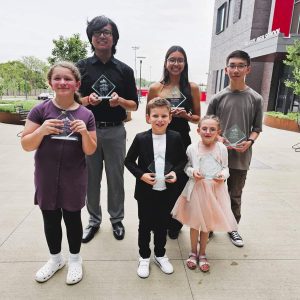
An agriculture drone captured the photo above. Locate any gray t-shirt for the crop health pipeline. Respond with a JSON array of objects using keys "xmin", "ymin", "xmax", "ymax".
[{"xmin": 206, "ymin": 86, "xmax": 263, "ymax": 170}]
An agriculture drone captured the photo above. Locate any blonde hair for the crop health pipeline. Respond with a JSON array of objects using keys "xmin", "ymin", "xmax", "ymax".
[
  {"xmin": 146, "ymin": 97, "xmax": 171, "ymax": 115},
  {"xmin": 47, "ymin": 61, "xmax": 82, "ymax": 104},
  {"xmin": 198, "ymin": 115, "xmax": 221, "ymax": 129}
]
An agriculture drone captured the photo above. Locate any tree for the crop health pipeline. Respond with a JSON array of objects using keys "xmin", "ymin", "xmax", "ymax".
[
  {"xmin": 0, "ymin": 61, "xmax": 25, "ymax": 96},
  {"xmin": 0, "ymin": 76, "xmax": 4, "ymax": 99},
  {"xmin": 22, "ymin": 56, "xmax": 48, "ymax": 98},
  {"xmin": 0, "ymin": 58, "xmax": 48, "ymax": 97},
  {"xmin": 48, "ymin": 33, "xmax": 88, "ymax": 64},
  {"xmin": 284, "ymin": 40, "xmax": 300, "ymax": 96}
]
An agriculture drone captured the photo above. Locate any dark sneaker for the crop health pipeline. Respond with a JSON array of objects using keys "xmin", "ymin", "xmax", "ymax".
[
  {"xmin": 168, "ymin": 229, "xmax": 180, "ymax": 240},
  {"xmin": 228, "ymin": 231, "xmax": 244, "ymax": 247}
]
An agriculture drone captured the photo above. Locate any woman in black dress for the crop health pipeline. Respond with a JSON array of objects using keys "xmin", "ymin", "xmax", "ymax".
[{"xmin": 147, "ymin": 46, "xmax": 201, "ymax": 239}]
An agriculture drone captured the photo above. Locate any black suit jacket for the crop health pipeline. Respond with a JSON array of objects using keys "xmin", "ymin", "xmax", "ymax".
[{"xmin": 125, "ymin": 129, "xmax": 187, "ymax": 201}]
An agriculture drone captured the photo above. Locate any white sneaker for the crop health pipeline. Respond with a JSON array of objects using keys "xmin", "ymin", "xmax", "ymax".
[
  {"xmin": 137, "ymin": 257, "xmax": 150, "ymax": 278},
  {"xmin": 154, "ymin": 255, "xmax": 174, "ymax": 274},
  {"xmin": 35, "ymin": 258, "xmax": 65, "ymax": 283},
  {"xmin": 66, "ymin": 255, "xmax": 83, "ymax": 285},
  {"xmin": 228, "ymin": 231, "xmax": 244, "ymax": 247}
]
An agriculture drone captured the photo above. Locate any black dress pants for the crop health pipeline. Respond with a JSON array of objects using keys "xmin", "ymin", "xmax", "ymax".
[{"xmin": 137, "ymin": 190, "xmax": 169, "ymax": 258}]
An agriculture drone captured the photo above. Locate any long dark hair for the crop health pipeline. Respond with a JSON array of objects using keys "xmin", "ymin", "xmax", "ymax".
[{"xmin": 160, "ymin": 46, "xmax": 192, "ymax": 103}]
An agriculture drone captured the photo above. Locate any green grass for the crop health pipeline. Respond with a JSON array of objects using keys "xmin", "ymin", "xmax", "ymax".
[
  {"xmin": 265, "ymin": 111, "xmax": 300, "ymax": 121},
  {"xmin": 0, "ymin": 100, "xmax": 40, "ymax": 113}
]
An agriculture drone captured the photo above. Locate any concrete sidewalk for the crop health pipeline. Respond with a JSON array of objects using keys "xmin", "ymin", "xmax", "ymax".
[{"xmin": 1, "ymin": 101, "xmax": 300, "ymax": 299}]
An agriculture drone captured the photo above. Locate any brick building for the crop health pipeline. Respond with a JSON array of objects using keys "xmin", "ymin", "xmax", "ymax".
[{"xmin": 207, "ymin": 0, "xmax": 300, "ymax": 112}]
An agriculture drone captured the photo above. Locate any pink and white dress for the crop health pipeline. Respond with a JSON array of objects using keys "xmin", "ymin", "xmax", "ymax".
[{"xmin": 171, "ymin": 141, "xmax": 238, "ymax": 232}]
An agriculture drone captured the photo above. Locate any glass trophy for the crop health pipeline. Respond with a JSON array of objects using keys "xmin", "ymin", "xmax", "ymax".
[
  {"xmin": 51, "ymin": 110, "xmax": 79, "ymax": 141},
  {"xmin": 223, "ymin": 124, "xmax": 246, "ymax": 147},
  {"xmin": 165, "ymin": 86, "xmax": 187, "ymax": 109},
  {"xmin": 199, "ymin": 154, "xmax": 222, "ymax": 179},
  {"xmin": 92, "ymin": 74, "xmax": 116, "ymax": 100},
  {"xmin": 148, "ymin": 155, "xmax": 173, "ymax": 190},
  {"xmin": 148, "ymin": 155, "xmax": 173, "ymax": 178}
]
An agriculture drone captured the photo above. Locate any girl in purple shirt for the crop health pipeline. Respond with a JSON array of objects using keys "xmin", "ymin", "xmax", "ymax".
[{"xmin": 21, "ymin": 61, "xmax": 96, "ymax": 285}]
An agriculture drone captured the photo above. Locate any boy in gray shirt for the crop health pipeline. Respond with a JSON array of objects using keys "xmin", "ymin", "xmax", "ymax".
[{"xmin": 206, "ymin": 50, "xmax": 263, "ymax": 247}]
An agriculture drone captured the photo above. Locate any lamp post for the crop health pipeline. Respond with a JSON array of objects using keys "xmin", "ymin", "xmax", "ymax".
[
  {"xmin": 137, "ymin": 56, "xmax": 146, "ymax": 102},
  {"xmin": 132, "ymin": 46, "xmax": 139, "ymax": 79}
]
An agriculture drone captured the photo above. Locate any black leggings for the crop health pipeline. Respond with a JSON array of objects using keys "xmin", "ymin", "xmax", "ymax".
[{"xmin": 42, "ymin": 209, "xmax": 82, "ymax": 255}]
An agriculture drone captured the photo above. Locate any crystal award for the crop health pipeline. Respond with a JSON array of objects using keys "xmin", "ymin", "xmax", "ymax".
[
  {"xmin": 165, "ymin": 86, "xmax": 187, "ymax": 109},
  {"xmin": 223, "ymin": 124, "xmax": 246, "ymax": 147},
  {"xmin": 51, "ymin": 111, "xmax": 78, "ymax": 141},
  {"xmin": 148, "ymin": 155, "xmax": 173, "ymax": 177},
  {"xmin": 198, "ymin": 154, "xmax": 222, "ymax": 179},
  {"xmin": 92, "ymin": 74, "xmax": 116, "ymax": 100},
  {"xmin": 148, "ymin": 155, "xmax": 173, "ymax": 190}
]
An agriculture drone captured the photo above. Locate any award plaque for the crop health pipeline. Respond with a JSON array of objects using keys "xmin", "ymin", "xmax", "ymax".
[
  {"xmin": 199, "ymin": 154, "xmax": 222, "ymax": 179},
  {"xmin": 223, "ymin": 124, "xmax": 246, "ymax": 147},
  {"xmin": 148, "ymin": 155, "xmax": 173, "ymax": 190},
  {"xmin": 148, "ymin": 155, "xmax": 173, "ymax": 178},
  {"xmin": 51, "ymin": 111, "xmax": 78, "ymax": 141},
  {"xmin": 165, "ymin": 86, "xmax": 187, "ymax": 108},
  {"xmin": 92, "ymin": 74, "xmax": 116, "ymax": 100}
]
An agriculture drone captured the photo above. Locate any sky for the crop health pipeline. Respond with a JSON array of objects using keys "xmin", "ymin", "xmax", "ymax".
[{"xmin": 0, "ymin": 0, "xmax": 214, "ymax": 84}]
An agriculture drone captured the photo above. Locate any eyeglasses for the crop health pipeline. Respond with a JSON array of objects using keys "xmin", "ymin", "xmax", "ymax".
[
  {"xmin": 167, "ymin": 57, "xmax": 185, "ymax": 64},
  {"xmin": 93, "ymin": 30, "xmax": 112, "ymax": 38},
  {"xmin": 227, "ymin": 64, "xmax": 248, "ymax": 71},
  {"xmin": 200, "ymin": 127, "xmax": 218, "ymax": 133}
]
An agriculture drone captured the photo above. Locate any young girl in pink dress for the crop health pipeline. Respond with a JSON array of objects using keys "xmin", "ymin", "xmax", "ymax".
[{"xmin": 172, "ymin": 115, "xmax": 237, "ymax": 272}]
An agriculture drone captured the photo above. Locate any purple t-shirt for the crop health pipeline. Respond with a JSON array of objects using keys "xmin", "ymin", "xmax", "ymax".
[{"xmin": 28, "ymin": 100, "xmax": 96, "ymax": 211}]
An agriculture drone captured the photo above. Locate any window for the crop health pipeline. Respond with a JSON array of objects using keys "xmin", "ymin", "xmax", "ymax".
[
  {"xmin": 233, "ymin": 0, "xmax": 243, "ymax": 23},
  {"xmin": 219, "ymin": 69, "xmax": 223, "ymax": 91},
  {"xmin": 214, "ymin": 70, "xmax": 219, "ymax": 93},
  {"xmin": 216, "ymin": 3, "xmax": 227, "ymax": 34},
  {"xmin": 291, "ymin": 2, "xmax": 300, "ymax": 33},
  {"xmin": 226, "ymin": 0, "xmax": 232, "ymax": 27},
  {"xmin": 224, "ymin": 74, "xmax": 229, "ymax": 88},
  {"xmin": 239, "ymin": 0, "xmax": 243, "ymax": 19}
]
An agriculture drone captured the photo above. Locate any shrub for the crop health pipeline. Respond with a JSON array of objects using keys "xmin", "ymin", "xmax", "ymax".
[
  {"xmin": 0, "ymin": 100, "xmax": 40, "ymax": 113},
  {"xmin": 265, "ymin": 111, "xmax": 300, "ymax": 121}
]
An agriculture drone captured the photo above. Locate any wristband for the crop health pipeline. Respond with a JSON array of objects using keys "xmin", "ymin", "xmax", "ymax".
[{"xmin": 247, "ymin": 138, "xmax": 255, "ymax": 145}]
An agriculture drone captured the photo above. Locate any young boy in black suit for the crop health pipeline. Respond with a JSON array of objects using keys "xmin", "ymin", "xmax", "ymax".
[{"xmin": 125, "ymin": 98, "xmax": 187, "ymax": 278}]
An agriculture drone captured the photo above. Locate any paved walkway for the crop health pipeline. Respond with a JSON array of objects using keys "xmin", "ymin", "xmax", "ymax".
[{"xmin": 1, "ymin": 101, "xmax": 300, "ymax": 299}]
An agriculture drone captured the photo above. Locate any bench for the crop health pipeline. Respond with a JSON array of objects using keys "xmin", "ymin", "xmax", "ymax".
[{"xmin": 15, "ymin": 105, "xmax": 30, "ymax": 124}]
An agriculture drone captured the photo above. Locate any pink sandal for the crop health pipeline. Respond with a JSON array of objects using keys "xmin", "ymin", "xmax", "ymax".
[
  {"xmin": 199, "ymin": 255, "xmax": 210, "ymax": 272},
  {"xmin": 186, "ymin": 253, "xmax": 197, "ymax": 270}
]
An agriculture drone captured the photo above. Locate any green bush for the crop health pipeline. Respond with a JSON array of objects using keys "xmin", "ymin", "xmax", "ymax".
[
  {"xmin": 265, "ymin": 111, "xmax": 300, "ymax": 121},
  {"xmin": 0, "ymin": 100, "xmax": 40, "ymax": 113}
]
